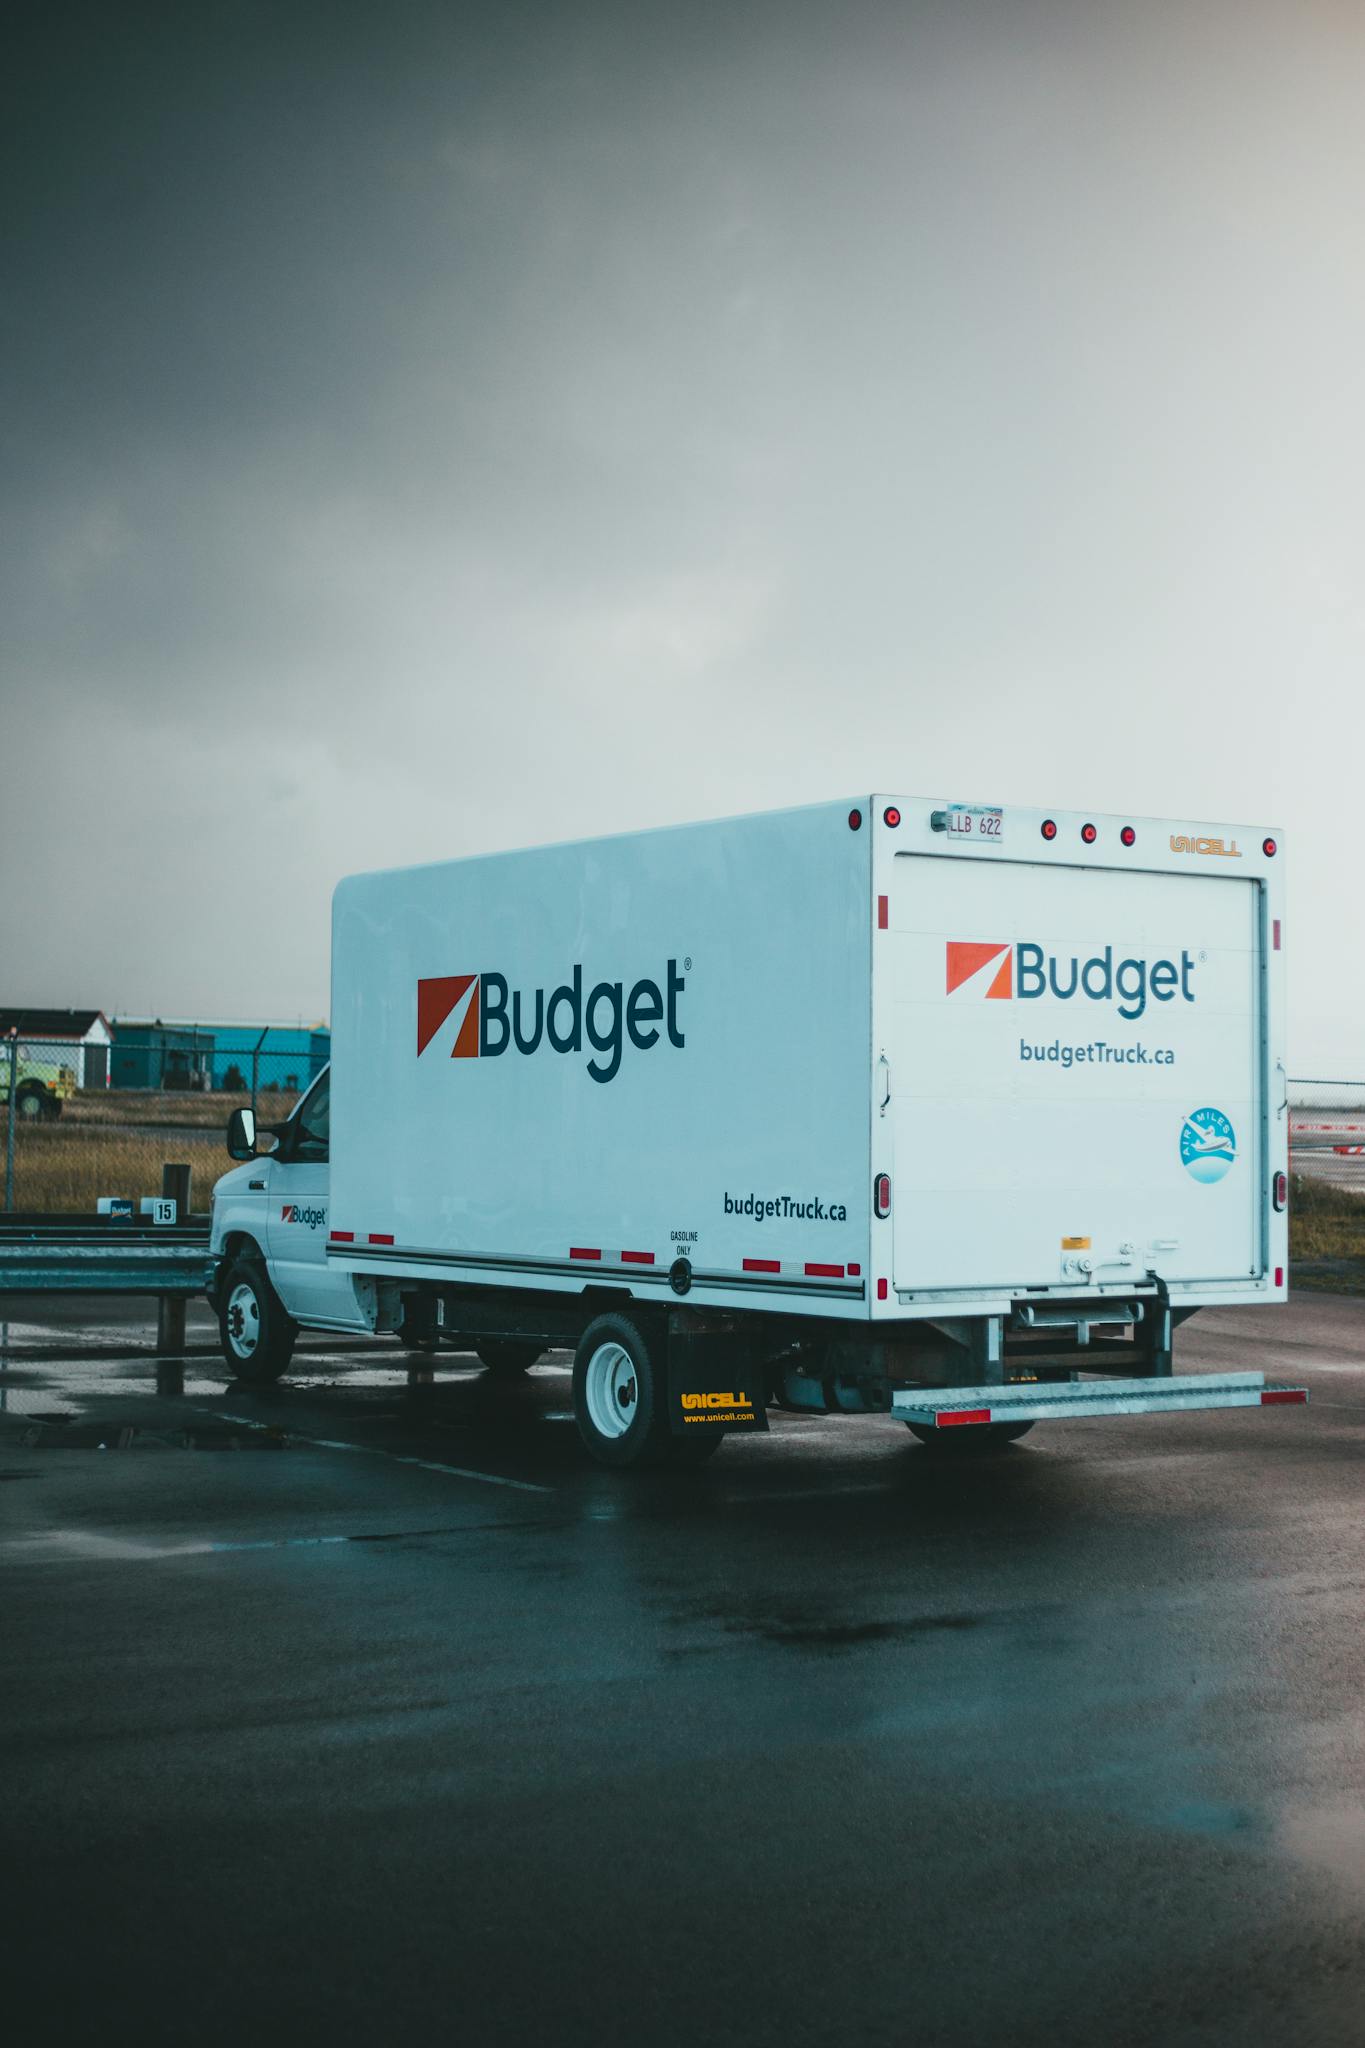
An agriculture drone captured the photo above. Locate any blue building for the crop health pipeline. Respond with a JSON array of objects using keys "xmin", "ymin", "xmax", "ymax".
[
  {"xmin": 110, "ymin": 1022, "xmax": 215, "ymax": 1091},
  {"xmin": 111, "ymin": 1019, "xmax": 329, "ymax": 1093}
]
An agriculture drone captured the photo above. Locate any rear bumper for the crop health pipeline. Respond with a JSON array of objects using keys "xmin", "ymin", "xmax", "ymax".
[{"xmin": 892, "ymin": 1370, "xmax": 1307, "ymax": 1428}]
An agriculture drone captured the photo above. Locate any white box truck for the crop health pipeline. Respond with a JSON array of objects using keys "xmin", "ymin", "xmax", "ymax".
[{"xmin": 209, "ymin": 796, "xmax": 1305, "ymax": 1466}]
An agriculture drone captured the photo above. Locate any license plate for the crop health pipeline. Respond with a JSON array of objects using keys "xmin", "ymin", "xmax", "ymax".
[{"xmin": 946, "ymin": 804, "xmax": 1003, "ymax": 843}]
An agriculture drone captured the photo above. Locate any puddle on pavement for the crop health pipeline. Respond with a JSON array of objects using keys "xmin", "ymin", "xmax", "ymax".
[
  {"xmin": 10, "ymin": 1421, "xmax": 290, "ymax": 1451},
  {"xmin": 0, "ymin": 1374, "xmax": 227, "ymax": 1414}
]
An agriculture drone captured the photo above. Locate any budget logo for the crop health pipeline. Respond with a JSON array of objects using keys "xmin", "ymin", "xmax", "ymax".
[
  {"xmin": 946, "ymin": 940, "xmax": 1013, "ymax": 1000},
  {"xmin": 417, "ymin": 962, "xmax": 686, "ymax": 1085},
  {"xmin": 280, "ymin": 1204, "xmax": 326, "ymax": 1229},
  {"xmin": 946, "ymin": 938, "xmax": 1196, "ymax": 1021},
  {"xmin": 417, "ymin": 975, "xmax": 481, "ymax": 1060},
  {"xmin": 1181, "ymin": 1106, "xmax": 1236, "ymax": 1183}
]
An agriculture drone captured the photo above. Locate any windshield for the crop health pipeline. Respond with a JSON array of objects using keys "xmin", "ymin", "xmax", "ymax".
[{"xmin": 294, "ymin": 1068, "xmax": 329, "ymax": 1158}]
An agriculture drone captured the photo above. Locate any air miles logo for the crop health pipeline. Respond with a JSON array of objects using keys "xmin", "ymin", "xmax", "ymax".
[
  {"xmin": 417, "ymin": 962, "xmax": 686, "ymax": 1085},
  {"xmin": 1181, "ymin": 1106, "xmax": 1236, "ymax": 1182},
  {"xmin": 280, "ymin": 1204, "xmax": 326, "ymax": 1230},
  {"xmin": 947, "ymin": 939, "xmax": 1196, "ymax": 1021}
]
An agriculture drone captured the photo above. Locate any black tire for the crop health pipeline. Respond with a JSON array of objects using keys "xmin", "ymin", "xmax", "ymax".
[
  {"xmin": 572, "ymin": 1311, "xmax": 676, "ymax": 1469},
  {"xmin": 906, "ymin": 1420, "xmax": 1034, "ymax": 1450},
  {"xmin": 668, "ymin": 1428, "xmax": 727, "ymax": 1466},
  {"xmin": 396, "ymin": 1294, "xmax": 439, "ymax": 1352},
  {"xmin": 16, "ymin": 1084, "xmax": 47, "ymax": 1122},
  {"xmin": 476, "ymin": 1339, "xmax": 543, "ymax": 1375},
  {"xmin": 218, "ymin": 1253, "xmax": 297, "ymax": 1383}
]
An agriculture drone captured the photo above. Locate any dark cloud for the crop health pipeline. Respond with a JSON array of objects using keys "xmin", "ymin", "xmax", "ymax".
[{"xmin": 3, "ymin": 2, "xmax": 1363, "ymax": 1058}]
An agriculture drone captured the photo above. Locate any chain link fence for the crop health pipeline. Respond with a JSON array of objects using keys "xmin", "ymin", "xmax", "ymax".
[{"xmin": 2, "ymin": 1032, "xmax": 320, "ymax": 1216}]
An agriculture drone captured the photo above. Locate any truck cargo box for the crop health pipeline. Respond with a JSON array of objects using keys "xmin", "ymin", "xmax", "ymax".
[{"xmin": 328, "ymin": 796, "xmax": 1287, "ymax": 1323}]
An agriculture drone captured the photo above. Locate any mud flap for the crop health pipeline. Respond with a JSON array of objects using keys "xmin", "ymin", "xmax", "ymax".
[{"xmin": 667, "ymin": 1322, "xmax": 768, "ymax": 1437}]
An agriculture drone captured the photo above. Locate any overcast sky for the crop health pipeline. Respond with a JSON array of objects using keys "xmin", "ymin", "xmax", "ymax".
[{"xmin": 3, "ymin": 1, "xmax": 1363, "ymax": 1068}]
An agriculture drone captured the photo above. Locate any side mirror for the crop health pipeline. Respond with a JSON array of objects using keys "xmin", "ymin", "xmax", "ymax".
[{"xmin": 227, "ymin": 1106, "xmax": 257, "ymax": 1160}]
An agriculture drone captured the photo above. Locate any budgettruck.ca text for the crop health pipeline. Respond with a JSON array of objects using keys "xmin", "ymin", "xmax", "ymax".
[
  {"xmin": 1021, "ymin": 1039, "xmax": 1176, "ymax": 1068},
  {"xmin": 724, "ymin": 1192, "xmax": 849, "ymax": 1222}
]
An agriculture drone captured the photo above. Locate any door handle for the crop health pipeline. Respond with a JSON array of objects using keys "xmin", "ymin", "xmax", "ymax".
[{"xmin": 878, "ymin": 1054, "xmax": 891, "ymax": 1116}]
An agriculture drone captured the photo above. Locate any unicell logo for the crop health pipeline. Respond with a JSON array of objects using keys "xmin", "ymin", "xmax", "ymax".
[
  {"xmin": 417, "ymin": 961, "xmax": 685, "ymax": 1085},
  {"xmin": 946, "ymin": 938, "xmax": 1196, "ymax": 1022}
]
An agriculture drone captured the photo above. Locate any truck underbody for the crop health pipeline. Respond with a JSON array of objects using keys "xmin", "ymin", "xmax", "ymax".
[{"xmin": 356, "ymin": 1274, "xmax": 1306, "ymax": 1454}]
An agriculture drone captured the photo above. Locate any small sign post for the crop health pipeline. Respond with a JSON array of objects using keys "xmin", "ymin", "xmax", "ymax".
[
  {"xmin": 155, "ymin": 1164, "xmax": 192, "ymax": 1360},
  {"xmin": 4, "ymin": 1031, "xmax": 16, "ymax": 1213}
]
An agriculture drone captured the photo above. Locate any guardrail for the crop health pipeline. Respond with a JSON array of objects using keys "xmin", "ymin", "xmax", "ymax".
[
  {"xmin": 0, "ymin": 1162, "xmax": 211, "ymax": 1357},
  {"xmin": 0, "ymin": 1218, "xmax": 210, "ymax": 1296}
]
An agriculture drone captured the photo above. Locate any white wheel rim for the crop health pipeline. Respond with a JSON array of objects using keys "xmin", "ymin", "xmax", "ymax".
[
  {"xmin": 584, "ymin": 1341, "xmax": 638, "ymax": 1441},
  {"xmin": 226, "ymin": 1281, "xmax": 261, "ymax": 1358}
]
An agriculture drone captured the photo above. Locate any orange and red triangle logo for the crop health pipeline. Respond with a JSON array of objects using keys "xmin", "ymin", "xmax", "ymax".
[
  {"xmin": 945, "ymin": 940, "xmax": 1012, "ymax": 999},
  {"xmin": 417, "ymin": 975, "xmax": 480, "ymax": 1057}
]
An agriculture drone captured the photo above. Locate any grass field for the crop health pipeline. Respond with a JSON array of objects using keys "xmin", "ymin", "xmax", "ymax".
[
  {"xmin": 4, "ymin": 1088, "xmax": 302, "ymax": 1213},
  {"xmin": 1287, "ymin": 1174, "xmax": 1365, "ymax": 1275},
  {"xmin": 59, "ymin": 1087, "xmax": 302, "ymax": 1130},
  {"xmin": 6, "ymin": 1126, "xmax": 229, "ymax": 1213}
]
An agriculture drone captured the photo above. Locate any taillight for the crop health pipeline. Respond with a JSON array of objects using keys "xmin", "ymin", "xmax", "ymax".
[
  {"xmin": 1120, "ymin": 826, "xmax": 1136, "ymax": 847},
  {"xmin": 1273, "ymin": 1171, "xmax": 1288, "ymax": 1212},
  {"xmin": 1262, "ymin": 836, "xmax": 1278, "ymax": 857},
  {"xmin": 874, "ymin": 1173, "xmax": 891, "ymax": 1219},
  {"xmin": 1081, "ymin": 822, "xmax": 1098, "ymax": 845},
  {"xmin": 848, "ymin": 808, "xmax": 863, "ymax": 831},
  {"xmin": 1040, "ymin": 819, "xmax": 1058, "ymax": 841},
  {"xmin": 883, "ymin": 806, "xmax": 901, "ymax": 829}
]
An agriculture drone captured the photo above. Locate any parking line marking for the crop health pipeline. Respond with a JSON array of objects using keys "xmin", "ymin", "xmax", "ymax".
[{"xmin": 212, "ymin": 1412, "xmax": 552, "ymax": 1493}]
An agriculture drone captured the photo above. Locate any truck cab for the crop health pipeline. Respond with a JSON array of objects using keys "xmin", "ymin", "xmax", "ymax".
[{"xmin": 209, "ymin": 1066, "xmax": 368, "ymax": 1375}]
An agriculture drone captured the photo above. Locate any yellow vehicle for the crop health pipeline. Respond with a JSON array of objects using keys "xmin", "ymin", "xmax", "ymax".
[{"xmin": 0, "ymin": 1052, "xmax": 75, "ymax": 1122}]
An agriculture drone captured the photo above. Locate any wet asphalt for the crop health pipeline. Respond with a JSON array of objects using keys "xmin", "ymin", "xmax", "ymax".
[{"xmin": 1, "ymin": 1293, "xmax": 1362, "ymax": 2047}]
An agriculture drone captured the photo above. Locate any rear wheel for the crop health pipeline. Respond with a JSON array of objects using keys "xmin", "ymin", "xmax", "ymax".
[
  {"xmin": 573, "ymin": 1312, "xmax": 683, "ymax": 1469},
  {"xmin": 476, "ymin": 1339, "xmax": 543, "ymax": 1375},
  {"xmin": 218, "ymin": 1254, "xmax": 297, "ymax": 1383},
  {"xmin": 906, "ymin": 1420, "xmax": 1034, "ymax": 1450}
]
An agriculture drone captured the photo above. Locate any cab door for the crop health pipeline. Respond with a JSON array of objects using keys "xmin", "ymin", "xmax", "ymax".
[{"xmin": 264, "ymin": 1069, "xmax": 361, "ymax": 1327}]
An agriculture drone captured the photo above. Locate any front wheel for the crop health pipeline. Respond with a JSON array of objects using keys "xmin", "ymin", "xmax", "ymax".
[
  {"xmin": 906, "ymin": 1420, "xmax": 1034, "ymax": 1450},
  {"xmin": 218, "ymin": 1255, "xmax": 297, "ymax": 1383}
]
